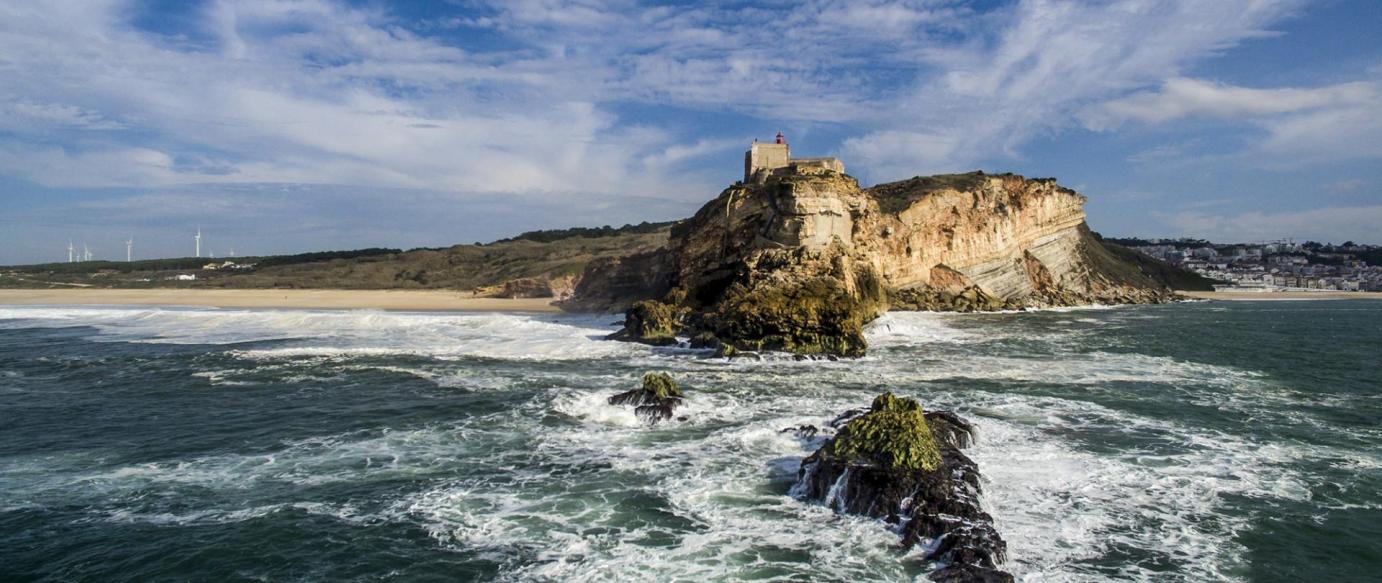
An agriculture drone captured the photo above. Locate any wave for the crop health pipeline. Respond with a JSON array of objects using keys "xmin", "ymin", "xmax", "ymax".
[{"xmin": 0, "ymin": 306, "xmax": 640, "ymax": 361}]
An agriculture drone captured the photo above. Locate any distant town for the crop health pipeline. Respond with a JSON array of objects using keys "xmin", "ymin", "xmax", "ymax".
[{"xmin": 1107, "ymin": 238, "xmax": 1382, "ymax": 292}]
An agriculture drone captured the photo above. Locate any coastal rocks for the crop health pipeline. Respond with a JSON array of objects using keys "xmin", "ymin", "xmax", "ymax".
[
  {"xmin": 573, "ymin": 165, "xmax": 1193, "ymax": 356},
  {"xmin": 475, "ymin": 277, "xmax": 554, "ymax": 298},
  {"xmin": 697, "ymin": 262, "xmax": 884, "ymax": 357},
  {"xmin": 608, "ymin": 372, "xmax": 685, "ymax": 424},
  {"xmin": 559, "ymin": 249, "xmax": 674, "ymax": 313},
  {"xmin": 795, "ymin": 393, "xmax": 1011, "ymax": 581},
  {"xmin": 606, "ymin": 298, "xmax": 687, "ymax": 346}
]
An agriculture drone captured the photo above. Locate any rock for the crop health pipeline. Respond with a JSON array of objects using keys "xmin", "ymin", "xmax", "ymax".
[
  {"xmin": 607, "ymin": 299, "xmax": 687, "ymax": 346},
  {"xmin": 558, "ymin": 250, "xmax": 674, "ymax": 313},
  {"xmin": 608, "ymin": 372, "xmax": 685, "ymax": 424},
  {"xmin": 808, "ymin": 392, "xmax": 943, "ymax": 472},
  {"xmin": 795, "ymin": 393, "xmax": 1011, "ymax": 581},
  {"xmin": 699, "ymin": 267, "xmax": 881, "ymax": 357},
  {"xmin": 924, "ymin": 410, "xmax": 975, "ymax": 449},
  {"xmin": 566, "ymin": 165, "xmax": 1189, "ymax": 356},
  {"xmin": 493, "ymin": 277, "xmax": 554, "ymax": 298},
  {"xmin": 780, "ymin": 424, "xmax": 820, "ymax": 439}
]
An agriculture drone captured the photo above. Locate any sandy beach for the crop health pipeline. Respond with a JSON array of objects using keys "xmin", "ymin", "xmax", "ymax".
[
  {"xmin": 1181, "ymin": 290, "xmax": 1382, "ymax": 301},
  {"xmin": 0, "ymin": 288, "xmax": 561, "ymax": 312}
]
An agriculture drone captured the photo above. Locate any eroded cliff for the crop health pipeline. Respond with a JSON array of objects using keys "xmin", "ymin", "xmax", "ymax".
[{"xmin": 565, "ymin": 167, "xmax": 1183, "ymax": 355}]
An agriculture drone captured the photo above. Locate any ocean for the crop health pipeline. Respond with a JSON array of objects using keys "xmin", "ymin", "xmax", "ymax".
[{"xmin": 1, "ymin": 301, "xmax": 1378, "ymax": 582}]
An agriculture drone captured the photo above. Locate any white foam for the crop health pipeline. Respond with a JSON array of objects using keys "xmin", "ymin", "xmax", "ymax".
[
  {"xmin": 864, "ymin": 311, "xmax": 978, "ymax": 347},
  {"xmin": 1, "ymin": 303, "xmax": 1355, "ymax": 580},
  {"xmin": 0, "ymin": 305, "xmax": 640, "ymax": 361}
]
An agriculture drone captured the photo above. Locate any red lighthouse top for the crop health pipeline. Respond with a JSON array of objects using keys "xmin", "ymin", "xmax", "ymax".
[{"xmin": 775, "ymin": 131, "xmax": 785, "ymax": 145}]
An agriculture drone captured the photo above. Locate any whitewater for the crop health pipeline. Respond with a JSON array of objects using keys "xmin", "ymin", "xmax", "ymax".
[{"xmin": 1, "ymin": 301, "xmax": 1378, "ymax": 581}]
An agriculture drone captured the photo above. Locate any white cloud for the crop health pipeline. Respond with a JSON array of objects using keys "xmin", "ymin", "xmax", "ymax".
[
  {"xmin": 1159, "ymin": 204, "xmax": 1382, "ymax": 243},
  {"xmin": 1082, "ymin": 77, "xmax": 1382, "ymax": 165},
  {"xmin": 0, "ymin": 0, "xmax": 717, "ymax": 199},
  {"xmin": 1255, "ymin": 102, "xmax": 1382, "ymax": 164},
  {"xmin": 0, "ymin": 102, "xmax": 127, "ymax": 131},
  {"xmin": 843, "ymin": 0, "xmax": 1311, "ymax": 180},
  {"xmin": 0, "ymin": 0, "xmax": 1365, "ymax": 214},
  {"xmin": 1082, "ymin": 77, "xmax": 1377, "ymax": 128}
]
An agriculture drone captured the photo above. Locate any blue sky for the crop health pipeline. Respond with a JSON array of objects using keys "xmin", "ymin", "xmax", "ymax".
[{"xmin": 1, "ymin": 0, "xmax": 1380, "ymax": 264}]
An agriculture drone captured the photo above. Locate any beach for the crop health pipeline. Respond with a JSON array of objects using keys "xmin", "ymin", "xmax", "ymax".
[
  {"xmin": 0, "ymin": 288, "xmax": 560, "ymax": 312},
  {"xmin": 1181, "ymin": 290, "xmax": 1382, "ymax": 301}
]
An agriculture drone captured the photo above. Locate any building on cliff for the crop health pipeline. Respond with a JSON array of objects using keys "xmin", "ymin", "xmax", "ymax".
[{"xmin": 744, "ymin": 132, "xmax": 844, "ymax": 183}]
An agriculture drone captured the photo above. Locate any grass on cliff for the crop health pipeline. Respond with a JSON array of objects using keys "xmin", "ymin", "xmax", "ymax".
[{"xmin": 866, "ymin": 171, "xmax": 991, "ymax": 214}]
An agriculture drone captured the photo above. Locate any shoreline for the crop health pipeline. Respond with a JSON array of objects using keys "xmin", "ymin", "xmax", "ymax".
[
  {"xmin": 1180, "ymin": 290, "xmax": 1382, "ymax": 301},
  {"xmin": 0, "ymin": 288, "xmax": 561, "ymax": 313}
]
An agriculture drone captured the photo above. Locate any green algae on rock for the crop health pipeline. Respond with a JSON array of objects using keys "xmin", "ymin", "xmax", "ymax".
[
  {"xmin": 811, "ymin": 392, "xmax": 943, "ymax": 471},
  {"xmin": 701, "ymin": 276, "xmax": 878, "ymax": 358},
  {"xmin": 605, "ymin": 299, "xmax": 686, "ymax": 346},
  {"xmin": 795, "ymin": 393, "xmax": 1012, "ymax": 581},
  {"xmin": 639, "ymin": 372, "xmax": 682, "ymax": 400},
  {"xmin": 608, "ymin": 372, "xmax": 685, "ymax": 424}
]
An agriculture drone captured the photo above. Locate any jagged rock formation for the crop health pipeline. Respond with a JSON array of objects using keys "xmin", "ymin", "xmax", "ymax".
[
  {"xmin": 795, "ymin": 393, "xmax": 1012, "ymax": 582},
  {"xmin": 569, "ymin": 166, "xmax": 1186, "ymax": 356},
  {"xmin": 605, "ymin": 298, "xmax": 687, "ymax": 346},
  {"xmin": 607, "ymin": 372, "xmax": 685, "ymax": 424}
]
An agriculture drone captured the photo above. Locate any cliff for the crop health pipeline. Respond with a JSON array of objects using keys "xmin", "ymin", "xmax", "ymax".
[{"xmin": 564, "ymin": 167, "xmax": 1187, "ymax": 356}]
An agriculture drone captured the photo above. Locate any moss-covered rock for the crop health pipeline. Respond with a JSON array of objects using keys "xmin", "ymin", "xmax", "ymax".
[
  {"xmin": 608, "ymin": 372, "xmax": 685, "ymax": 424},
  {"xmin": 795, "ymin": 393, "xmax": 1011, "ymax": 581},
  {"xmin": 702, "ymin": 274, "xmax": 879, "ymax": 358},
  {"xmin": 813, "ymin": 392, "xmax": 942, "ymax": 471},
  {"xmin": 607, "ymin": 299, "xmax": 686, "ymax": 346},
  {"xmin": 639, "ymin": 372, "xmax": 682, "ymax": 400}
]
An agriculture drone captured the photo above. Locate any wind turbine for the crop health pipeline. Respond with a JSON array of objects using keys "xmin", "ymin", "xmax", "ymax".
[
  {"xmin": 83, "ymin": 243, "xmax": 92, "ymax": 262},
  {"xmin": 195, "ymin": 226, "xmax": 202, "ymax": 258},
  {"xmin": 126, "ymin": 237, "xmax": 133, "ymax": 262},
  {"xmin": 67, "ymin": 240, "xmax": 75, "ymax": 263}
]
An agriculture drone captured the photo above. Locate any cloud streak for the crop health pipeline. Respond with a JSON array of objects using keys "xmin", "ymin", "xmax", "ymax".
[{"xmin": 1, "ymin": 0, "xmax": 1379, "ymax": 262}]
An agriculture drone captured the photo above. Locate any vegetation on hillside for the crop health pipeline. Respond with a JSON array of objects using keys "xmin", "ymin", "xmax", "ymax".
[
  {"xmin": 495, "ymin": 221, "xmax": 677, "ymax": 244},
  {"xmin": 1095, "ymin": 237, "xmax": 1219, "ymax": 291}
]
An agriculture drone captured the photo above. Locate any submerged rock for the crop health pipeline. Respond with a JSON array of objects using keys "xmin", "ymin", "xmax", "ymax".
[
  {"xmin": 608, "ymin": 372, "xmax": 685, "ymax": 424},
  {"xmin": 795, "ymin": 392, "xmax": 1011, "ymax": 581},
  {"xmin": 779, "ymin": 424, "xmax": 820, "ymax": 439}
]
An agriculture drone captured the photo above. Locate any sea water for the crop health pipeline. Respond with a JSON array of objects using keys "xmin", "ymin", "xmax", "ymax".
[{"xmin": 1, "ymin": 301, "xmax": 1378, "ymax": 581}]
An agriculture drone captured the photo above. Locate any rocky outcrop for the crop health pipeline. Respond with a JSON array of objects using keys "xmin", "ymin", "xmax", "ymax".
[
  {"xmin": 558, "ymin": 250, "xmax": 673, "ymax": 313},
  {"xmin": 570, "ymin": 166, "xmax": 1187, "ymax": 356},
  {"xmin": 605, "ymin": 298, "xmax": 686, "ymax": 346},
  {"xmin": 608, "ymin": 372, "xmax": 685, "ymax": 424},
  {"xmin": 795, "ymin": 393, "xmax": 1011, "ymax": 582}
]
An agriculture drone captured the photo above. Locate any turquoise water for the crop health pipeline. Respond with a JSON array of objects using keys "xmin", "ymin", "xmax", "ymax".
[{"xmin": 1, "ymin": 301, "xmax": 1378, "ymax": 581}]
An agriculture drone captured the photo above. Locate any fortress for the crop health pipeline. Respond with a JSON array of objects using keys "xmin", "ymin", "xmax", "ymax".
[{"xmin": 744, "ymin": 132, "xmax": 844, "ymax": 183}]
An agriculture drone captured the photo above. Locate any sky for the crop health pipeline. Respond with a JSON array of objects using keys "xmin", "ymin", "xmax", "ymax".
[{"xmin": 1, "ymin": 0, "xmax": 1380, "ymax": 264}]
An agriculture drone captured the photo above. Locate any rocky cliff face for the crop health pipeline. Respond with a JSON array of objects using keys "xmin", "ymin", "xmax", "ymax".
[{"xmin": 568, "ymin": 166, "xmax": 1181, "ymax": 355}]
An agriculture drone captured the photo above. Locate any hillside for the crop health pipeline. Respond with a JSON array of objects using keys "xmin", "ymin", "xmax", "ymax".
[{"xmin": 0, "ymin": 224, "xmax": 673, "ymax": 296}]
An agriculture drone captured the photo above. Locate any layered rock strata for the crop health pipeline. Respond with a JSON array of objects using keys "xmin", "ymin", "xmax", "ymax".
[
  {"xmin": 795, "ymin": 393, "xmax": 1012, "ymax": 582},
  {"xmin": 569, "ymin": 167, "xmax": 1184, "ymax": 356}
]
